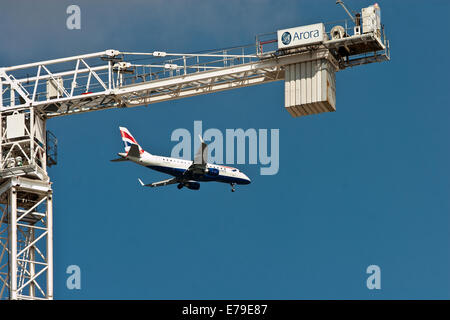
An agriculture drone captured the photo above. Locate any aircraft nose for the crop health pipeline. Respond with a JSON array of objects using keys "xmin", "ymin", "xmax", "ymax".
[{"xmin": 243, "ymin": 174, "xmax": 251, "ymax": 184}]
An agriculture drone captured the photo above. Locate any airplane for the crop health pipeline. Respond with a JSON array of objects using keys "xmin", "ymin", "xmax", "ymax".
[{"xmin": 111, "ymin": 127, "xmax": 251, "ymax": 192}]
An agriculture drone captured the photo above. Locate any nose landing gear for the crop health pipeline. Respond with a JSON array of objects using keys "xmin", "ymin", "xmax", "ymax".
[{"xmin": 230, "ymin": 183, "xmax": 236, "ymax": 192}]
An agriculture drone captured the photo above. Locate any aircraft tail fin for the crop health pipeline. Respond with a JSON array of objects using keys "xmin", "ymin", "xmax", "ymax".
[{"xmin": 119, "ymin": 126, "xmax": 147, "ymax": 156}]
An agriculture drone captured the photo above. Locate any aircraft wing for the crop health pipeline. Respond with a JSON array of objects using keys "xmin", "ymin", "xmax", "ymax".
[
  {"xmin": 193, "ymin": 135, "xmax": 208, "ymax": 166},
  {"xmin": 185, "ymin": 135, "xmax": 208, "ymax": 175},
  {"xmin": 138, "ymin": 177, "xmax": 179, "ymax": 188}
]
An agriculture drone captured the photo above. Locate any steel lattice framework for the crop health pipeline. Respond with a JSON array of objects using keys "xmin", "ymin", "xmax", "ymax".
[
  {"xmin": 0, "ymin": 26, "xmax": 388, "ymax": 118},
  {"xmin": 0, "ymin": 17, "xmax": 389, "ymax": 299},
  {"xmin": 0, "ymin": 177, "xmax": 52, "ymax": 300}
]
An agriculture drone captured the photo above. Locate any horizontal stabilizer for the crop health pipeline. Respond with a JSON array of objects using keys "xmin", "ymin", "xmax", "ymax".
[{"xmin": 110, "ymin": 157, "xmax": 128, "ymax": 162}]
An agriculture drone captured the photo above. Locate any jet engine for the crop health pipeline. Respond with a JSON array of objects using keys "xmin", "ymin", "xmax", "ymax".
[
  {"xmin": 185, "ymin": 182, "xmax": 200, "ymax": 190},
  {"xmin": 206, "ymin": 168, "xmax": 219, "ymax": 176}
]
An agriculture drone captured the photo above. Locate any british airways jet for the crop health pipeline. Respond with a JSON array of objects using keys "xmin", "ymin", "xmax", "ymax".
[{"xmin": 111, "ymin": 127, "xmax": 251, "ymax": 192}]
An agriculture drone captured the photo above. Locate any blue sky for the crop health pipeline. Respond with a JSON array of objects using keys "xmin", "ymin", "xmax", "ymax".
[{"xmin": 1, "ymin": 0, "xmax": 449, "ymax": 299}]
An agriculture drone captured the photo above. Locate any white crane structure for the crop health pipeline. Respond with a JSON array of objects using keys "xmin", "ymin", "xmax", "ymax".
[{"xmin": 0, "ymin": 5, "xmax": 389, "ymax": 300}]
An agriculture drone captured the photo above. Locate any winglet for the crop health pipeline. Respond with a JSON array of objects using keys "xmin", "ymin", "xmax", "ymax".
[
  {"xmin": 138, "ymin": 178, "xmax": 145, "ymax": 186},
  {"xmin": 198, "ymin": 134, "xmax": 204, "ymax": 144}
]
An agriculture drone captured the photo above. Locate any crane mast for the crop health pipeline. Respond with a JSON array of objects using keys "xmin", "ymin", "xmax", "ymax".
[{"xmin": 0, "ymin": 4, "xmax": 389, "ymax": 299}]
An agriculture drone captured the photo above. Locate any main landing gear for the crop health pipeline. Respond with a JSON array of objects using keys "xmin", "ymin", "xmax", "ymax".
[{"xmin": 230, "ymin": 183, "xmax": 236, "ymax": 192}]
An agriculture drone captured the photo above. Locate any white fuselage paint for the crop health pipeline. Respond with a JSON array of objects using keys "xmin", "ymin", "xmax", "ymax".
[{"xmin": 120, "ymin": 151, "xmax": 251, "ymax": 184}]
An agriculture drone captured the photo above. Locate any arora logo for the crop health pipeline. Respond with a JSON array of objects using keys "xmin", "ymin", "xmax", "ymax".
[
  {"xmin": 292, "ymin": 29, "xmax": 320, "ymax": 40},
  {"xmin": 277, "ymin": 23, "xmax": 325, "ymax": 50},
  {"xmin": 281, "ymin": 32, "xmax": 292, "ymax": 45}
]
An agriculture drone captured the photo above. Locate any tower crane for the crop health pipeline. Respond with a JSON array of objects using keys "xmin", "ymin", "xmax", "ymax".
[{"xmin": 0, "ymin": 3, "xmax": 389, "ymax": 300}]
